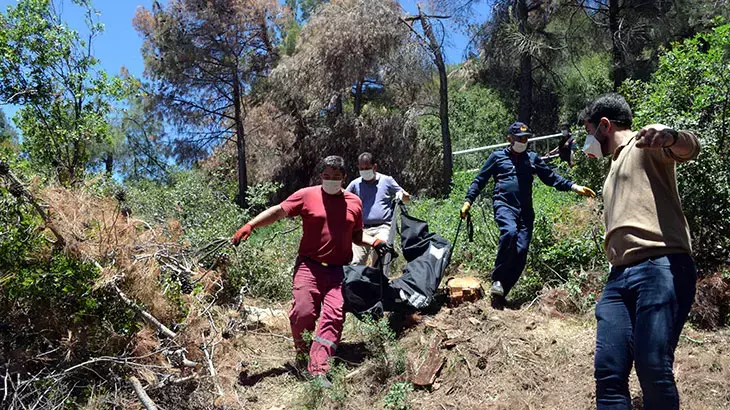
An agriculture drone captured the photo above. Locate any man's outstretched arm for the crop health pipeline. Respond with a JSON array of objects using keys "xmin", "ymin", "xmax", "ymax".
[
  {"xmin": 232, "ymin": 205, "xmax": 288, "ymax": 245},
  {"xmin": 533, "ymin": 154, "xmax": 595, "ymax": 197}
]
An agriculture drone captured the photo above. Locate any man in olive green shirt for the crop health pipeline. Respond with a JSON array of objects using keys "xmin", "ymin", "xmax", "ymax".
[{"xmin": 581, "ymin": 93, "xmax": 700, "ymax": 410}]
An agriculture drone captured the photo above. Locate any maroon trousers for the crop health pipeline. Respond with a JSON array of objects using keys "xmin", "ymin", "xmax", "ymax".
[{"xmin": 289, "ymin": 258, "xmax": 345, "ymax": 375}]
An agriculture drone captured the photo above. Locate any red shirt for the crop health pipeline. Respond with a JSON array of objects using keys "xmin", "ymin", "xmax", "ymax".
[{"xmin": 280, "ymin": 186, "xmax": 363, "ymax": 266}]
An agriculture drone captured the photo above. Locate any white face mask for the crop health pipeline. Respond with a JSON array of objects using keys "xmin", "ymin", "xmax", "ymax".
[
  {"xmin": 512, "ymin": 141, "xmax": 527, "ymax": 153},
  {"xmin": 359, "ymin": 169, "xmax": 375, "ymax": 181},
  {"xmin": 322, "ymin": 179, "xmax": 342, "ymax": 195},
  {"xmin": 582, "ymin": 134, "xmax": 603, "ymax": 159},
  {"xmin": 562, "ymin": 129, "xmax": 570, "ymax": 137}
]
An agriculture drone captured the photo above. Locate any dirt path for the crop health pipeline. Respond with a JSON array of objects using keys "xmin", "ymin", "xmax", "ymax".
[{"xmin": 212, "ymin": 299, "xmax": 730, "ymax": 410}]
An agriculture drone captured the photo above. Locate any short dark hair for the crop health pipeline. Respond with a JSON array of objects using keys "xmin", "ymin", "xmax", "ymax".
[
  {"xmin": 582, "ymin": 93, "xmax": 633, "ymax": 128},
  {"xmin": 358, "ymin": 152, "xmax": 375, "ymax": 165},
  {"xmin": 319, "ymin": 155, "xmax": 346, "ymax": 174}
]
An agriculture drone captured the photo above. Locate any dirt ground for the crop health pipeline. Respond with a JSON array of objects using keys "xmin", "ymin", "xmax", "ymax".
[{"xmin": 202, "ymin": 297, "xmax": 730, "ymax": 410}]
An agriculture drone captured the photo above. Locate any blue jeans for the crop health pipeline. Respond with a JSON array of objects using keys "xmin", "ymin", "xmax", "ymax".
[
  {"xmin": 594, "ymin": 253, "xmax": 697, "ymax": 410},
  {"xmin": 492, "ymin": 205, "xmax": 533, "ymax": 296}
]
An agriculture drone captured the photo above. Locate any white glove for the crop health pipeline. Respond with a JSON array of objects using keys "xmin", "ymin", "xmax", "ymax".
[{"xmin": 395, "ymin": 191, "xmax": 404, "ymax": 201}]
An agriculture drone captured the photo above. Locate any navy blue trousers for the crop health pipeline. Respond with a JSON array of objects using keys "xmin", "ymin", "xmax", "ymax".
[
  {"xmin": 492, "ymin": 205, "xmax": 533, "ymax": 296},
  {"xmin": 594, "ymin": 253, "xmax": 697, "ymax": 410}
]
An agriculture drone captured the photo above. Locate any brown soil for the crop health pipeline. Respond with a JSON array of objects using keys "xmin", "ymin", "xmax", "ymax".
[{"xmin": 207, "ymin": 298, "xmax": 730, "ymax": 410}]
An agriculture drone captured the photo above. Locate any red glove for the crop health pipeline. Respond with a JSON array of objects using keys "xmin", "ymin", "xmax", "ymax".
[{"xmin": 232, "ymin": 224, "xmax": 253, "ymax": 246}]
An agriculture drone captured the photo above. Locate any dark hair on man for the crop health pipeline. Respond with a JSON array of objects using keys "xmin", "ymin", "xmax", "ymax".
[
  {"xmin": 319, "ymin": 155, "xmax": 346, "ymax": 174},
  {"xmin": 358, "ymin": 152, "xmax": 376, "ymax": 165},
  {"xmin": 582, "ymin": 93, "xmax": 633, "ymax": 128}
]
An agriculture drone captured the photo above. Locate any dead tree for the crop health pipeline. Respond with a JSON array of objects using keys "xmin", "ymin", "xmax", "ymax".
[{"xmin": 403, "ymin": 8, "xmax": 453, "ymax": 196}]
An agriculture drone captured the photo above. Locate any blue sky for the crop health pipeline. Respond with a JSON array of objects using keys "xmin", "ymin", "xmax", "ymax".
[{"xmin": 1, "ymin": 0, "xmax": 490, "ymax": 127}]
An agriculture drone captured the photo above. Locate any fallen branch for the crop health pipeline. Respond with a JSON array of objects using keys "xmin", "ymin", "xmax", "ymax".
[
  {"xmin": 112, "ymin": 284, "xmax": 177, "ymax": 338},
  {"xmin": 155, "ymin": 374, "xmax": 199, "ymax": 389},
  {"xmin": 683, "ymin": 334, "xmax": 704, "ymax": 344},
  {"xmin": 0, "ymin": 160, "xmax": 65, "ymax": 247},
  {"xmin": 201, "ymin": 332, "xmax": 224, "ymax": 398},
  {"xmin": 62, "ymin": 354, "xmax": 169, "ymax": 375},
  {"xmin": 129, "ymin": 376, "xmax": 159, "ymax": 410},
  {"xmin": 345, "ymin": 366, "xmax": 366, "ymax": 381}
]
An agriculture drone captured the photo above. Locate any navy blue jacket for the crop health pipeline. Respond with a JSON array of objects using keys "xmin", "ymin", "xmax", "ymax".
[{"xmin": 465, "ymin": 148, "xmax": 574, "ymax": 216}]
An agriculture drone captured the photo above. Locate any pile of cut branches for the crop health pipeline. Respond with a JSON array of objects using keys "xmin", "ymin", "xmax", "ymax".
[{"xmin": 1, "ymin": 162, "xmax": 261, "ymax": 409}]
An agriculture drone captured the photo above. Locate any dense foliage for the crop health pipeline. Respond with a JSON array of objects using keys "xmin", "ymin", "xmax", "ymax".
[{"xmin": 0, "ymin": 0, "xmax": 128, "ymax": 186}]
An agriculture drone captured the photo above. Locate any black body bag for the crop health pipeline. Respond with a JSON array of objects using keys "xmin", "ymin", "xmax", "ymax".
[
  {"xmin": 342, "ymin": 202, "xmax": 452, "ymax": 318},
  {"xmin": 389, "ymin": 203, "xmax": 452, "ymax": 310}
]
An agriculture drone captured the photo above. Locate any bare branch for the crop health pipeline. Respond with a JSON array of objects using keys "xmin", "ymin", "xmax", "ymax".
[
  {"xmin": 1, "ymin": 89, "xmax": 38, "ymax": 105},
  {"xmin": 112, "ymin": 283, "xmax": 177, "ymax": 338},
  {"xmin": 129, "ymin": 376, "xmax": 159, "ymax": 410}
]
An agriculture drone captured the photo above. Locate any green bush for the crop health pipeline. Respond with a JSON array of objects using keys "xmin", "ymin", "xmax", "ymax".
[
  {"xmin": 569, "ymin": 147, "xmax": 612, "ymax": 198},
  {"xmin": 127, "ymin": 169, "xmax": 249, "ymax": 246},
  {"xmin": 382, "ymin": 381, "xmax": 413, "ymax": 410},
  {"xmin": 621, "ymin": 23, "xmax": 730, "ymax": 272},
  {"xmin": 558, "ymin": 52, "xmax": 613, "ymax": 124},
  {"xmin": 356, "ymin": 316, "xmax": 407, "ymax": 380},
  {"xmin": 512, "ymin": 181, "xmax": 605, "ymax": 302},
  {"xmin": 226, "ymin": 217, "xmax": 300, "ymax": 300},
  {"xmin": 1, "ymin": 187, "xmax": 139, "ymax": 372}
]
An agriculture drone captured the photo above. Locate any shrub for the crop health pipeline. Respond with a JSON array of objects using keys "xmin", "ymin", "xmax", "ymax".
[
  {"xmin": 511, "ymin": 183, "xmax": 605, "ymax": 303},
  {"xmin": 126, "ymin": 169, "xmax": 249, "ymax": 247},
  {"xmin": 1, "ymin": 186, "xmax": 139, "ymax": 375},
  {"xmin": 356, "ymin": 316, "xmax": 407, "ymax": 381},
  {"xmin": 558, "ymin": 52, "xmax": 613, "ymax": 124},
  {"xmin": 419, "ymin": 84, "xmax": 511, "ymax": 171},
  {"xmin": 225, "ymin": 218, "xmax": 300, "ymax": 301},
  {"xmin": 382, "ymin": 381, "xmax": 413, "ymax": 410}
]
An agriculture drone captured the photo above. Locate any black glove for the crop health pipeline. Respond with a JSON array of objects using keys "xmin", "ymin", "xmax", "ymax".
[{"xmin": 373, "ymin": 238, "xmax": 395, "ymax": 257}]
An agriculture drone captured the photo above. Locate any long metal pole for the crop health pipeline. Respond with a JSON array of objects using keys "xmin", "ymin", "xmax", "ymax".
[{"xmin": 452, "ymin": 133, "xmax": 564, "ymax": 156}]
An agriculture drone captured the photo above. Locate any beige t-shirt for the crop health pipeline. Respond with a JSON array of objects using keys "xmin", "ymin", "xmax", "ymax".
[{"xmin": 602, "ymin": 130, "xmax": 700, "ymax": 267}]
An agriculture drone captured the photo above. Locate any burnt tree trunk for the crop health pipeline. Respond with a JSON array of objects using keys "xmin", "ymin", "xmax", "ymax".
[
  {"xmin": 418, "ymin": 6, "xmax": 452, "ymax": 196},
  {"xmin": 104, "ymin": 152, "xmax": 114, "ymax": 176},
  {"xmin": 232, "ymin": 73, "xmax": 248, "ymax": 208},
  {"xmin": 517, "ymin": 0, "xmax": 532, "ymax": 124}
]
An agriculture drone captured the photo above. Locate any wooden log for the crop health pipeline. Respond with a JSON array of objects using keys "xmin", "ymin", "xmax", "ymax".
[
  {"xmin": 129, "ymin": 376, "xmax": 159, "ymax": 410},
  {"xmin": 412, "ymin": 335, "xmax": 445, "ymax": 388}
]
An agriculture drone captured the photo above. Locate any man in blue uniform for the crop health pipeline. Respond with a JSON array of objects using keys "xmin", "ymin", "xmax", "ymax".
[{"xmin": 460, "ymin": 122, "xmax": 596, "ymax": 305}]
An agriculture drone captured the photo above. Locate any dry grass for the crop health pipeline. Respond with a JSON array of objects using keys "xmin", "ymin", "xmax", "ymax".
[{"xmin": 690, "ymin": 272, "xmax": 730, "ymax": 330}]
